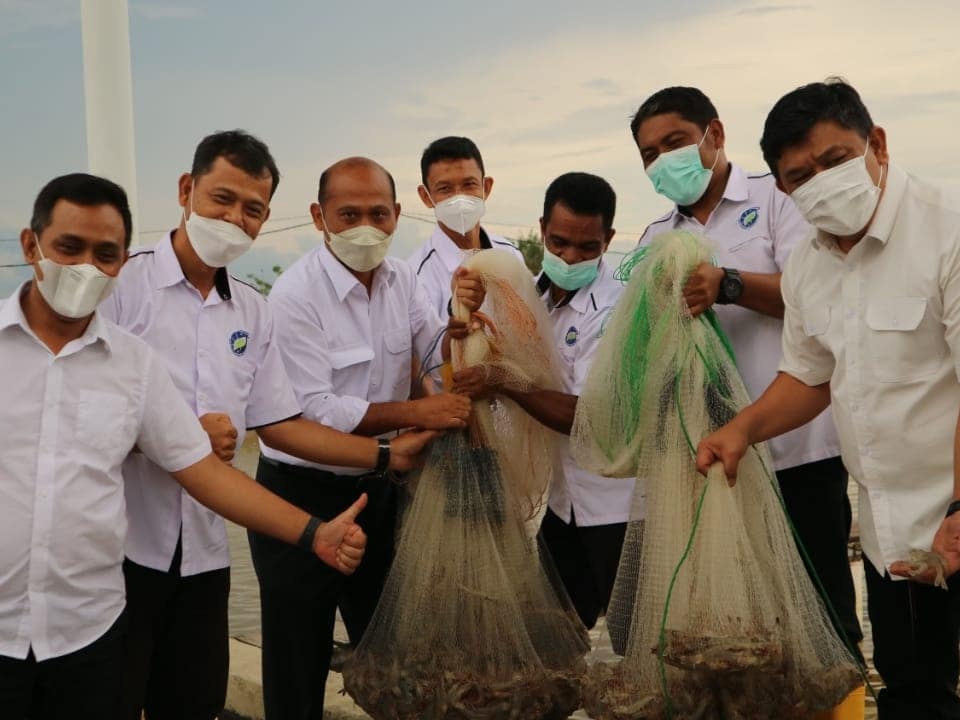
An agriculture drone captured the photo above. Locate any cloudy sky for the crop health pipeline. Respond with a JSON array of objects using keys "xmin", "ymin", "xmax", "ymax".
[{"xmin": 2, "ymin": 0, "xmax": 959, "ymax": 295}]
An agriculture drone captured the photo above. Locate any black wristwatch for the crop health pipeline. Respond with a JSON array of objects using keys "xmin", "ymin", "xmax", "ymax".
[
  {"xmin": 716, "ymin": 267, "xmax": 744, "ymax": 305},
  {"xmin": 374, "ymin": 437, "xmax": 391, "ymax": 474},
  {"xmin": 946, "ymin": 500, "xmax": 960, "ymax": 518},
  {"xmin": 297, "ymin": 516, "xmax": 322, "ymax": 553}
]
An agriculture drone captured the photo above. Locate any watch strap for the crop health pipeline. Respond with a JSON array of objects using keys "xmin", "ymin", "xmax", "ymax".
[
  {"xmin": 297, "ymin": 515, "xmax": 322, "ymax": 553},
  {"xmin": 374, "ymin": 437, "xmax": 391, "ymax": 474}
]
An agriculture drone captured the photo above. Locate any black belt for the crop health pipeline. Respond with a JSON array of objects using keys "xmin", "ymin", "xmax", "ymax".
[{"xmin": 258, "ymin": 454, "xmax": 386, "ymax": 491}]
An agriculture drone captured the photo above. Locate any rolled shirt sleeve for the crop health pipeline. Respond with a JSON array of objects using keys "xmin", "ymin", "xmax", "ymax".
[
  {"xmin": 268, "ymin": 281, "xmax": 370, "ymax": 433},
  {"xmin": 244, "ymin": 308, "xmax": 303, "ymax": 429},
  {"xmin": 137, "ymin": 353, "xmax": 213, "ymax": 473},
  {"xmin": 778, "ymin": 249, "xmax": 835, "ymax": 386}
]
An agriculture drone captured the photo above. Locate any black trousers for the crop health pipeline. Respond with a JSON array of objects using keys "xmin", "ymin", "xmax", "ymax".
[
  {"xmin": 776, "ymin": 456, "xmax": 863, "ymax": 655},
  {"xmin": 0, "ymin": 613, "xmax": 125, "ymax": 720},
  {"xmin": 866, "ymin": 559, "xmax": 960, "ymax": 719},
  {"xmin": 540, "ymin": 506, "xmax": 627, "ymax": 630},
  {"xmin": 118, "ymin": 542, "xmax": 231, "ymax": 720},
  {"xmin": 248, "ymin": 457, "xmax": 396, "ymax": 720}
]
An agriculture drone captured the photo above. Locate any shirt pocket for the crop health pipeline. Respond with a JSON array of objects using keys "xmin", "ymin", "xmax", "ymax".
[
  {"xmin": 801, "ymin": 305, "xmax": 831, "ymax": 337},
  {"xmin": 328, "ymin": 344, "xmax": 375, "ymax": 371},
  {"xmin": 382, "ymin": 328, "xmax": 413, "ymax": 394},
  {"xmin": 76, "ymin": 390, "xmax": 135, "ymax": 455},
  {"xmin": 865, "ymin": 297, "xmax": 944, "ymax": 383}
]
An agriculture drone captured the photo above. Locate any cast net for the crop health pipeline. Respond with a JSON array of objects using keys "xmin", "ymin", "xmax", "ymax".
[
  {"xmin": 343, "ymin": 248, "xmax": 590, "ymax": 720},
  {"xmin": 571, "ymin": 230, "xmax": 862, "ymax": 719}
]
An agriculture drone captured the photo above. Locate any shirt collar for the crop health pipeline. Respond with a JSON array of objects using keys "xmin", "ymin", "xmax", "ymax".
[
  {"xmin": 811, "ymin": 163, "xmax": 907, "ymax": 250},
  {"xmin": 0, "ymin": 281, "xmax": 114, "ymax": 353},
  {"xmin": 429, "ymin": 225, "xmax": 494, "ymax": 271},
  {"xmin": 674, "ymin": 163, "xmax": 748, "ymax": 220},
  {"xmin": 317, "ymin": 240, "xmax": 397, "ymax": 303},
  {"xmin": 536, "ymin": 257, "xmax": 607, "ymax": 313},
  {"xmin": 153, "ymin": 231, "xmax": 233, "ymax": 301}
]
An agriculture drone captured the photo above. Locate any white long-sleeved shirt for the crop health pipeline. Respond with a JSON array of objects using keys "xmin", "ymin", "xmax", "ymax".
[{"xmin": 262, "ymin": 241, "xmax": 446, "ymax": 474}]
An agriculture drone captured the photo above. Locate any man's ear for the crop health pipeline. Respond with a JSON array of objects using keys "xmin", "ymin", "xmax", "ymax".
[
  {"xmin": 604, "ymin": 228, "xmax": 616, "ymax": 247},
  {"xmin": 708, "ymin": 118, "xmax": 726, "ymax": 151},
  {"xmin": 177, "ymin": 173, "xmax": 193, "ymax": 211},
  {"xmin": 417, "ymin": 184, "xmax": 434, "ymax": 209},
  {"xmin": 21, "ymin": 227, "xmax": 40, "ymax": 266},
  {"xmin": 870, "ymin": 126, "xmax": 889, "ymax": 166},
  {"xmin": 539, "ymin": 216, "xmax": 546, "ymax": 239},
  {"xmin": 483, "ymin": 176, "xmax": 494, "ymax": 200},
  {"xmin": 309, "ymin": 203, "xmax": 325, "ymax": 232},
  {"xmin": 394, "ymin": 202, "xmax": 402, "ymax": 221}
]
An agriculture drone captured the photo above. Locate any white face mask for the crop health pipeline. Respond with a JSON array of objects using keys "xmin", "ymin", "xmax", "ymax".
[
  {"xmin": 183, "ymin": 189, "xmax": 256, "ymax": 268},
  {"xmin": 429, "ymin": 189, "xmax": 486, "ymax": 235},
  {"xmin": 320, "ymin": 209, "xmax": 394, "ymax": 272},
  {"xmin": 789, "ymin": 144, "xmax": 885, "ymax": 237},
  {"xmin": 33, "ymin": 236, "xmax": 117, "ymax": 319}
]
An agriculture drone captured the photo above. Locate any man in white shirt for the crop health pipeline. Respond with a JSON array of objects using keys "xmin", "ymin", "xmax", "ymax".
[
  {"xmin": 697, "ymin": 79, "xmax": 960, "ymax": 719},
  {"xmin": 632, "ymin": 86, "xmax": 860, "ymax": 654},
  {"xmin": 451, "ymin": 172, "xmax": 633, "ymax": 633},
  {"xmin": 0, "ymin": 173, "xmax": 368, "ymax": 720},
  {"xmin": 100, "ymin": 131, "xmax": 434, "ymax": 720},
  {"xmin": 408, "ymin": 136, "xmax": 524, "ymax": 319},
  {"xmin": 252, "ymin": 156, "xmax": 483, "ymax": 720}
]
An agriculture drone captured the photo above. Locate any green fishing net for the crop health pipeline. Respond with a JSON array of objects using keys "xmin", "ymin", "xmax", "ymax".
[
  {"xmin": 343, "ymin": 249, "xmax": 589, "ymax": 720},
  {"xmin": 572, "ymin": 230, "xmax": 862, "ymax": 719}
]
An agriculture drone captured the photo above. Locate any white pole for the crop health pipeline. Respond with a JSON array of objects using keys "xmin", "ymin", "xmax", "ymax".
[{"xmin": 80, "ymin": 0, "xmax": 139, "ymax": 245}]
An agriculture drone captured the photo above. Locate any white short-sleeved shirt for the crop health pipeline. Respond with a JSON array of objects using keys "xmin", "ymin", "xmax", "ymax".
[
  {"xmin": 99, "ymin": 234, "xmax": 302, "ymax": 576},
  {"xmin": 638, "ymin": 164, "xmax": 841, "ymax": 471},
  {"xmin": 0, "ymin": 284, "xmax": 212, "ymax": 661},
  {"xmin": 262, "ymin": 241, "xmax": 446, "ymax": 474},
  {"xmin": 779, "ymin": 164, "xmax": 960, "ymax": 574},
  {"xmin": 537, "ymin": 259, "xmax": 638, "ymax": 526},
  {"xmin": 408, "ymin": 225, "xmax": 524, "ymax": 318}
]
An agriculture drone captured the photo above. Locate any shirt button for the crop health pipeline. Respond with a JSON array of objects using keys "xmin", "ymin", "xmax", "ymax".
[
  {"xmin": 863, "ymin": 447, "xmax": 872, "ymax": 457},
  {"xmin": 845, "ymin": 309, "xmax": 854, "ymax": 319}
]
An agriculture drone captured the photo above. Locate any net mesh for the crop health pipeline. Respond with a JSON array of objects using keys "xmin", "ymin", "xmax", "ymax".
[
  {"xmin": 343, "ymin": 248, "xmax": 590, "ymax": 720},
  {"xmin": 571, "ymin": 230, "xmax": 862, "ymax": 719}
]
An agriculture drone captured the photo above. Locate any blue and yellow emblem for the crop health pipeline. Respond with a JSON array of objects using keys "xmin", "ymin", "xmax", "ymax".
[
  {"xmin": 230, "ymin": 330, "xmax": 250, "ymax": 356},
  {"xmin": 565, "ymin": 326, "xmax": 578, "ymax": 346},
  {"xmin": 738, "ymin": 206, "xmax": 760, "ymax": 229}
]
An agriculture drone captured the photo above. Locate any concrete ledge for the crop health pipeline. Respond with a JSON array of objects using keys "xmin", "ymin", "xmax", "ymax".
[{"xmin": 224, "ymin": 638, "xmax": 369, "ymax": 720}]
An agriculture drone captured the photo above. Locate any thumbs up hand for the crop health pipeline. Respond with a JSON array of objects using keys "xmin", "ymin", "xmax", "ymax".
[{"xmin": 313, "ymin": 493, "xmax": 368, "ymax": 574}]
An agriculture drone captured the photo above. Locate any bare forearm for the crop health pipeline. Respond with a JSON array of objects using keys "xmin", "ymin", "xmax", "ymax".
[
  {"xmin": 502, "ymin": 388, "xmax": 577, "ymax": 435},
  {"xmin": 736, "ymin": 271, "xmax": 785, "ymax": 319},
  {"xmin": 354, "ymin": 402, "xmax": 418, "ymax": 436},
  {"xmin": 734, "ymin": 372, "xmax": 831, "ymax": 444},
  {"xmin": 173, "ymin": 455, "xmax": 309, "ymax": 545},
  {"xmin": 257, "ymin": 418, "xmax": 378, "ymax": 468}
]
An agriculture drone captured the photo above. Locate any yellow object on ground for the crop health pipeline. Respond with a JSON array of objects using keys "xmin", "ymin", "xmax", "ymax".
[{"xmin": 813, "ymin": 684, "xmax": 866, "ymax": 720}]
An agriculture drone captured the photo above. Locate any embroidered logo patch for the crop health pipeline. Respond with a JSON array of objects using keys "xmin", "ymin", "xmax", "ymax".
[
  {"xmin": 738, "ymin": 207, "xmax": 760, "ymax": 229},
  {"xmin": 229, "ymin": 330, "xmax": 250, "ymax": 356},
  {"xmin": 565, "ymin": 326, "xmax": 579, "ymax": 346}
]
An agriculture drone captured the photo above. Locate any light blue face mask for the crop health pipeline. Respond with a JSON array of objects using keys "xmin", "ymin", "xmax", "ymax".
[
  {"xmin": 645, "ymin": 129, "xmax": 718, "ymax": 206},
  {"xmin": 541, "ymin": 250, "xmax": 601, "ymax": 291}
]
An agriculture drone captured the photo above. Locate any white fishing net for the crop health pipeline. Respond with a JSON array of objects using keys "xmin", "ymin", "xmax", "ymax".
[
  {"xmin": 572, "ymin": 230, "xmax": 862, "ymax": 719},
  {"xmin": 343, "ymin": 248, "xmax": 590, "ymax": 720}
]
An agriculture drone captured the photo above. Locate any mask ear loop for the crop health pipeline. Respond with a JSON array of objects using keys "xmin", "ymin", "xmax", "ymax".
[
  {"xmin": 699, "ymin": 126, "xmax": 721, "ymax": 172},
  {"xmin": 864, "ymin": 139, "xmax": 886, "ymax": 189}
]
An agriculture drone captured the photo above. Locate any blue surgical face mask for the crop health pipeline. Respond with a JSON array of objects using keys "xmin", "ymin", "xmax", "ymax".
[
  {"xmin": 541, "ymin": 250, "xmax": 600, "ymax": 291},
  {"xmin": 645, "ymin": 129, "xmax": 719, "ymax": 206}
]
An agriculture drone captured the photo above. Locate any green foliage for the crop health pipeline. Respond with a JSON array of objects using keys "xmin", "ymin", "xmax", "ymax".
[
  {"xmin": 516, "ymin": 229, "xmax": 543, "ymax": 275},
  {"xmin": 246, "ymin": 264, "xmax": 283, "ymax": 295}
]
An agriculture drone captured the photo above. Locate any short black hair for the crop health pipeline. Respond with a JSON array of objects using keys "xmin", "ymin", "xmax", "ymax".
[
  {"xmin": 760, "ymin": 78, "xmax": 875, "ymax": 178},
  {"xmin": 192, "ymin": 129, "xmax": 281, "ymax": 197},
  {"xmin": 31, "ymin": 173, "xmax": 133, "ymax": 248},
  {"xmin": 542, "ymin": 172, "xmax": 617, "ymax": 232},
  {"xmin": 316, "ymin": 158, "xmax": 397, "ymax": 205},
  {"xmin": 420, "ymin": 136, "xmax": 485, "ymax": 186},
  {"xmin": 629, "ymin": 87, "xmax": 719, "ymax": 147}
]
